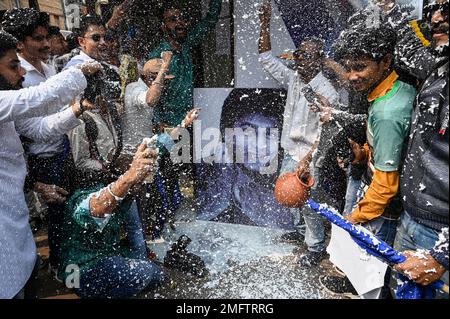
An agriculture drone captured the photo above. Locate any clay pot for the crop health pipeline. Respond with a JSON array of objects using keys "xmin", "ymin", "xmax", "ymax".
[{"xmin": 274, "ymin": 171, "xmax": 315, "ymax": 208}]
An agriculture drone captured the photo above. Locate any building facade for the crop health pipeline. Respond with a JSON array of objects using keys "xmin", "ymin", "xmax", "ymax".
[{"xmin": 1, "ymin": 0, "xmax": 66, "ymax": 29}]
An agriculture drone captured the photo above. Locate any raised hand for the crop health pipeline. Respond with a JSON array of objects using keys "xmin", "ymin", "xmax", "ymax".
[
  {"xmin": 107, "ymin": 0, "xmax": 133, "ymax": 27},
  {"xmin": 161, "ymin": 51, "xmax": 174, "ymax": 69},
  {"xmin": 183, "ymin": 107, "xmax": 201, "ymax": 128}
]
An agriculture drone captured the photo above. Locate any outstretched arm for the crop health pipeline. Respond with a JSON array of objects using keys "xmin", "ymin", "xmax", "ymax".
[
  {"xmin": 0, "ymin": 68, "xmax": 86, "ymax": 124},
  {"xmin": 15, "ymin": 99, "xmax": 96, "ymax": 142},
  {"xmin": 0, "ymin": 62, "xmax": 101, "ymax": 124},
  {"xmin": 89, "ymin": 144, "xmax": 157, "ymax": 218},
  {"xmin": 186, "ymin": 0, "xmax": 223, "ymax": 48}
]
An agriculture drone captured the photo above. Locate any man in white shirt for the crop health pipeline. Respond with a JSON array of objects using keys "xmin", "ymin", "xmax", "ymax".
[
  {"xmin": 0, "ymin": 30, "xmax": 101, "ymax": 298},
  {"xmin": 65, "ymin": 15, "xmax": 119, "ymax": 185},
  {"xmin": 259, "ymin": 2, "xmax": 341, "ymax": 267},
  {"xmin": 65, "ymin": 15, "xmax": 107, "ymax": 69},
  {"xmin": 2, "ymin": 8, "xmax": 76, "ymax": 273},
  {"xmin": 123, "ymin": 54, "xmax": 174, "ymax": 150},
  {"xmin": 65, "ymin": 15, "xmax": 155, "ymax": 264},
  {"xmin": 123, "ymin": 54, "xmax": 200, "ymax": 237}
]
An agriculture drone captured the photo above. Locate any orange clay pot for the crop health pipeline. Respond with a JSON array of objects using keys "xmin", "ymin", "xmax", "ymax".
[{"xmin": 274, "ymin": 171, "xmax": 315, "ymax": 208}]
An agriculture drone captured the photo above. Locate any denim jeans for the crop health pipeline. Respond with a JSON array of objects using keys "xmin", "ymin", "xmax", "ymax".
[
  {"xmin": 343, "ymin": 175, "xmax": 363, "ymax": 216},
  {"xmin": 364, "ymin": 216, "xmax": 398, "ymax": 246},
  {"xmin": 76, "ymin": 256, "xmax": 164, "ymax": 299},
  {"xmin": 391, "ymin": 211, "xmax": 449, "ymax": 299},
  {"xmin": 351, "ymin": 175, "xmax": 398, "ymax": 246},
  {"xmin": 280, "ymin": 155, "xmax": 325, "ymax": 252},
  {"xmin": 342, "ymin": 174, "xmax": 397, "ymax": 298},
  {"xmin": 29, "ymin": 149, "xmax": 73, "ymax": 269},
  {"xmin": 124, "ymin": 200, "xmax": 148, "ymax": 260}
]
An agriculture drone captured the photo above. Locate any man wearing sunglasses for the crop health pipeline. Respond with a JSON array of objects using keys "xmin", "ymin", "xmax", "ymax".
[
  {"xmin": 384, "ymin": 0, "xmax": 449, "ymax": 298},
  {"xmin": 65, "ymin": 15, "xmax": 108, "ymax": 68},
  {"xmin": 65, "ymin": 15, "xmax": 122, "ymax": 189}
]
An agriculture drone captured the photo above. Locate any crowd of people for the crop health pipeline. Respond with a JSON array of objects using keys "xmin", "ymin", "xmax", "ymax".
[{"xmin": 0, "ymin": 0, "xmax": 448, "ymax": 299}]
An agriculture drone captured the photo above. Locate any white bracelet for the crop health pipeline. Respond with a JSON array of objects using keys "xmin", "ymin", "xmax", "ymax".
[{"xmin": 107, "ymin": 184, "xmax": 125, "ymax": 202}]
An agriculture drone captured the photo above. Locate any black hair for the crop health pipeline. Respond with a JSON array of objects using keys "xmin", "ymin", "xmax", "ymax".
[
  {"xmin": 1, "ymin": 8, "xmax": 49, "ymax": 42},
  {"xmin": 77, "ymin": 14, "xmax": 104, "ymax": 38},
  {"xmin": 66, "ymin": 32, "xmax": 79, "ymax": 51},
  {"xmin": 220, "ymin": 88, "xmax": 286, "ymax": 135},
  {"xmin": 48, "ymin": 25, "xmax": 61, "ymax": 37},
  {"xmin": 161, "ymin": 1, "xmax": 184, "ymax": 19},
  {"xmin": 302, "ymin": 37, "xmax": 325, "ymax": 57},
  {"xmin": 333, "ymin": 24, "xmax": 397, "ymax": 62},
  {"xmin": 0, "ymin": 30, "xmax": 18, "ymax": 59}
]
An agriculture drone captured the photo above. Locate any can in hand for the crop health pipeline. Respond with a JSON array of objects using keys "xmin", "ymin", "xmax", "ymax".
[{"xmin": 142, "ymin": 135, "xmax": 159, "ymax": 184}]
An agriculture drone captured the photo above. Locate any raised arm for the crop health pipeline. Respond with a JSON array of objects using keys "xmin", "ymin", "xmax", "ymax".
[
  {"xmin": 0, "ymin": 62, "xmax": 102, "ymax": 124},
  {"xmin": 257, "ymin": 1, "xmax": 293, "ymax": 87},
  {"xmin": 382, "ymin": 5, "xmax": 441, "ymax": 81},
  {"xmin": 15, "ymin": 99, "xmax": 96, "ymax": 142},
  {"xmin": 259, "ymin": 1, "xmax": 272, "ymax": 54},
  {"xmin": 146, "ymin": 52, "xmax": 173, "ymax": 106},
  {"xmin": 186, "ymin": 0, "xmax": 222, "ymax": 48}
]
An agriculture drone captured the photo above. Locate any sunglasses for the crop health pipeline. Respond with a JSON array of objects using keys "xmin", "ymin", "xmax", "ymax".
[{"xmin": 425, "ymin": 2, "xmax": 449, "ymax": 18}]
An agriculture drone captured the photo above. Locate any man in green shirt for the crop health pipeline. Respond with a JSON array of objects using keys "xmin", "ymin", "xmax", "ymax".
[
  {"xmin": 319, "ymin": 23, "xmax": 416, "ymax": 297},
  {"xmin": 59, "ymin": 144, "xmax": 164, "ymax": 299},
  {"xmin": 147, "ymin": 0, "xmax": 222, "ymax": 127},
  {"xmin": 334, "ymin": 26, "xmax": 416, "ymax": 240}
]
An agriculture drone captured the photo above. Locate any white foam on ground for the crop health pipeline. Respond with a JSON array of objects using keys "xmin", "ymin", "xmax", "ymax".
[{"xmin": 148, "ymin": 220, "xmax": 333, "ymax": 299}]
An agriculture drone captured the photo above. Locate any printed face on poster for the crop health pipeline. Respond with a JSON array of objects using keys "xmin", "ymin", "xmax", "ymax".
[{"xmin": 194, "ymin": 88, "xmax": 295, "ymax": 230}]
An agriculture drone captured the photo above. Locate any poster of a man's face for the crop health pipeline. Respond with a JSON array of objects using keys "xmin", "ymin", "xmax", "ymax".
[{"xmin": 196, "ymin": 88, "xmax": 295, "ymax": 230}]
